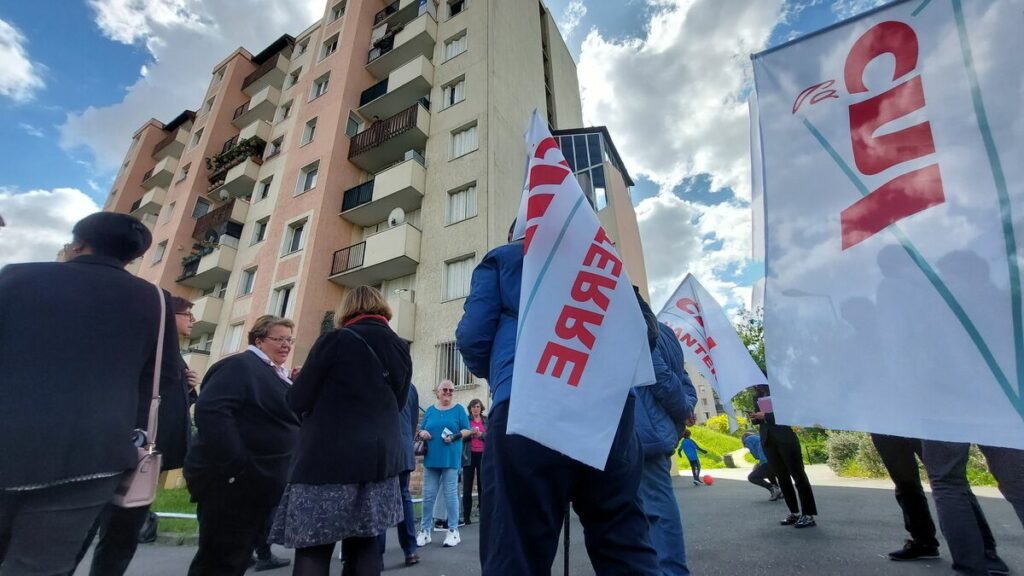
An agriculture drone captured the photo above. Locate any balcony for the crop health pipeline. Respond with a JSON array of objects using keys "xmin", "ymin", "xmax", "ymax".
[
  {"xmin": 176, "ymin": 235, "xmax": 239, "ymax": 289},
  {"xmin": 366, "ymin": 12, "xmax": 437, "ymax": 80},
  {"xmin": 340, "ymin": 157, "xmax": 425, "ymax": 226},
  {"xmin": 242, "ymin": 52, "xmax": 288, "ymax": 97},
  {"xmin": 232, "ymin": 85, "xmax": 280, "ymax": 129},
  {"xmin": 359, "ymin": 55, "xmax": 433, "ymax": 120},
  {"xmin": 329, "ymin": 223, "xmax": 421, "ymax": 287},
  {"xmin": 207, "ymin": 137, "xmax": 266, "ymax": 198},
  {"xmin": 153, "ymin": 127, "xmax": 189, "ymax": 161},
  {"xmin": 129, "ymin": 186, "xmax": 167, "ymax": 218},
  {"xmin": 387, "ymin": 291, "xmax": 416, "ymax": 341},
  {"xmin": 192, "ymin": 198, "xmax": 248, "ymax": 242},
  {"xmin": 190, "ymin": 294, "xmax": 223, "ymax": 337},
  {"xmin": 238, "ymin": 119, "xmax": 272, "ymax": 143},
  {"xmin": 142, "ymin": 156, "xmax": 178, "ymax": 190},
  {"xmin": 139, "ymin": 212, "xmax": 158, "ymax": 231},
  {"xmin": 181, "ymin": 348, "xmax": 211, "ymax": 374},
  {"xmin": 348, "ymin": 103, "xmax": 430, "ymax": 173}
]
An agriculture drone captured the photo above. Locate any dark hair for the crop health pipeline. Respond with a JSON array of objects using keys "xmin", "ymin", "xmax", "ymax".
[
  {"xmin": 467, "ymin": 398, "xmax": 485, "ymax": 415},
  {"xmin": 683, "ymin": 429, "xmax": 692, "ymax": 439},
  {"xmin": 71, "ymin": 212, "xmax": 152, "ymax": 263},
  {"xmin": 171, "ymin": 296, "xmax": 194, "ymax": 314}
]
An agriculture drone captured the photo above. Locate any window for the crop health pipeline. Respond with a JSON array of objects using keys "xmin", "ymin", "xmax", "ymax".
[
  {"xmin": 310, "ymin": 73, "xmax": 330, "ymax": 100},
  {"xmin": 441, "ymin": 76, "xmax": 466, "ymax": 109},
  {"xmin": 239, "ymin": 267, "xmax": 257, "ymax": 295},
  {"xmin": 330, "ymin": 1, "xmax": 346, "ymax": 21},
  {"xmin": 277, "ymin": 100, "xmax": 293, "ymax": 122},
  {"xmin": 320, "ymin": 34, "xmax": 339, "ymax": 60},
  {"xmin": 448, "ymin": 0, "xmax": 466, "ymax": 18},
  {"xmin": 162, "ymin": 201, "xmax": 176, "ymax": 223},
  {"xmin": 152, "ymin": 241, "xmax": 167, "ymax": 264},
  {"xmin": 252, "ymin": 217, "xmax": 269, "ymax": 243},
  {"xmin": 346, "ymin": 112, "xmax": 361, "ymax": 137},
  {"xmin": 272, "ymin": 285, "xmax": 294, "ymax": 317},
  {"xmin": 201, "ymin": 96, "xmax": 215, "ymax": 116},
  {"xmin": 221, "ymin": 135, "xmax": 237, "ymax": 154},
  {"xmin": 443, "ymin": 254, "xmax": 474, "ymax": 300},
  {"xmin": 301, "ymin": 117, "xmax": 318, "ymax": 146},
  {"xmin": 266, "ymin": 137, "xmax": 284, "ymax": 159},
  {"xmin": 444, "ymin": 31, "xmax": 467, "ymax": 61},
  {"xmin": 297, "ymin": 161, "xmax": 319, "ymax": 194},
  {"xmin": 450, "ymin": 122, "xmax": 478, "ymax": 159},
  {"xmin": 435, "ymin": 341, "xmax": 475, "ymax": 389},
  {"xmin": 287, "ymin": 67, "xmax": 302, "ymax": 88},
  {"xmin": 284, "ymin": 219, "xmax": 307, "ymax": 255},
  {"xmin": 257, "ymin": 177, "xmax": 273, "ymax": 200},
  {"xmin": 295, "ymin": 39, "xmax": 309, "ymax": 56},
  {"xmin": 446, "ymin": 183, "xmax": 477, "ymax": 224},
  {"xmin": 223, "ymin": 323, "xmax": 244, "ymax": 355},
  {"xmin": 213, "ymin": 67, "xmax": 225, "ymax": 84},
  {"xmin": 192, "ymin": 198, "xmax": 212, "ymax": 218},
  {"xmin": 177, "ymin": 163, "xmax": 191, "ymax": 183},
  {"xmin": 190, "ymin": 128, "xmax": 204, "ymax": 148}
]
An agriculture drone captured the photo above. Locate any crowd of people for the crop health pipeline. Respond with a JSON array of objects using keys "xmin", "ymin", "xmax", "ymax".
[{"xmin": 1, "ymin": 211, "xmax": 1022, "ymax": 576}]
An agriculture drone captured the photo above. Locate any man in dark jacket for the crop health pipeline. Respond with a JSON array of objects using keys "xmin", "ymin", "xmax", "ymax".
[
  {"xmin": 456, "ymin": 239, "xmax": 659, "ymax": 575},
  {"xmin": 634, "ymin": 322, "xmax": 696, "ymax": 575},
  {"xmin": 378, "ymin": 385, "xmax": 421, "ymax": 566},
  {"xmin": 0, "ymin": 212, "xmax": 185, "ymax": 575}
]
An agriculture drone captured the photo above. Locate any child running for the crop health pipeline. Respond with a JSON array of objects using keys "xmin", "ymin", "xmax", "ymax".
[{"xmin": 677, "ymin": 430, "xmax": 709, "ymax": 485}]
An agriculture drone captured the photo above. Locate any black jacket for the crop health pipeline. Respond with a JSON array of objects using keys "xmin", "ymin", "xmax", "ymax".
[
  {"xmin": 184, "ymin": 350, "xmax": 300, "ymax": 501},
  {"xmin": 0, "ymin": 255, "xmax": 185, "ymax": 488},
  {"xmin": 757, "ymin": 412, "xmax": 801, "ymax": 447},
  {"xmin": 288, "ymin": 317, "xmax": 411, "ymax": 485}
]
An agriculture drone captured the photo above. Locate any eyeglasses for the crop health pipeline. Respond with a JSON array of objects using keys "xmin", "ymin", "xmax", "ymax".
[
  {"xmin": 439, "ymin": 389, "xmax": 454, "ymax": 394},
  {"xmin": 263, "ymin": 336, "xmax": 295, "ymax": 345},
  {"xmin": 176, "ymin": 313, "xmax": 196, "ymax": 322}
]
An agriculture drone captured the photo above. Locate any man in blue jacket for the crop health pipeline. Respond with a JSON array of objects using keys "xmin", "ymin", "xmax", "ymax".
[
  {"xmin": 634, "ymin": 321, "xmax": 697, "ymax": 576},
  {"xmin": 456, "ymin": 238, "xmax": 659, "ymax": 576}
]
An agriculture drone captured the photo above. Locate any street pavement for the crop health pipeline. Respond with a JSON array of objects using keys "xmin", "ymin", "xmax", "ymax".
[{"xmin": 78, "ymin": 465, "xmax": 1023, "ymax": 575}]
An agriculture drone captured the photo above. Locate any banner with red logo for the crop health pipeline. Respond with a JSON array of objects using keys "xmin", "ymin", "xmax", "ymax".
[
  {"xmin": 657, "ymin": 275, "xmax": 768, "ymax": 426},
  {"xmin": 752, "ymin": 0, "xmax": 1024, "ymax": 447},
  {"xmin": 508, "ymin": 111, "xmax": 655, "ymax": 470}
]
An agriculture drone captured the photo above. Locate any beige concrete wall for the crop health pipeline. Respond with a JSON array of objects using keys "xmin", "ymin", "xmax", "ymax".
[
  {"xmin": 600, "ymin": 161, "xmax": 649, "ymax": 301},
  {"xmin": 544, "ymin": 10, "xmax": 583, "ymax": 130}
]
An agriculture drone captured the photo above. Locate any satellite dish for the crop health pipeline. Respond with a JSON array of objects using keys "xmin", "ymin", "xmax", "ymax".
[
  {"xmin": 218, "ymin": 189, "xmax": 229, "ymax": 201},
  {"xmin": 388, "ymin": 207, "xmax": 406, "ymax": 228}
]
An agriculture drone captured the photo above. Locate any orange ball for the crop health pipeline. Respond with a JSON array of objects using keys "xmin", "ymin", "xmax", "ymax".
[{"xmin": 703, "ymin": 475, "xmax": 714, "ymax": 486}]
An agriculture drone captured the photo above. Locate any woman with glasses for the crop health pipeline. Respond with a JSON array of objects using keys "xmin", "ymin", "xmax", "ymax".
[
  {"xmin": 416, "ymin": 380, "xmax": 471, "ymax": 549},
  {"xmin": 270, "ymin": 286, "xmax": 411, "ymax": 576},
  {"xmin": 184, "ymin": 315, "xmax": 301, "ymax": 575}
]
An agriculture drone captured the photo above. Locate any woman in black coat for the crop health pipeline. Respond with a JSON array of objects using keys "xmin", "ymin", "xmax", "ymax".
[{"xmin": 270, "ymin": 286, "xmax": 411, "ymax": 576}]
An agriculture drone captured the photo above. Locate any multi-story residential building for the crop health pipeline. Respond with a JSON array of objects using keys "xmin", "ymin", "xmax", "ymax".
[
  {"xmin": 104, "ymin": 0, "xmax": 649, "ymax": 405},
  {"xmin": 688, "ymin": 369, "xmax": 723, "ymax": 424}
]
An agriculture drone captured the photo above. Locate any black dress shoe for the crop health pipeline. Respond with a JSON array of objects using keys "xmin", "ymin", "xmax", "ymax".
[
  {"xmin": 254, "ymin": 553, "xmax": 291, "ymax": 572},
  {"xmin": 780, "ymin": 513, "xmax": 799, "ymax": 526},
  {"xmin": 405, "ymin": 554, "xmax": 421, "ymax": 566},
  {"xmin": 986, "ymin": 550, "xmax": 1010, "ymax": 575},
  {"xmin": 888, "ymin": 539, "xmax": 940, "ymax": 561},
  {"xmin": 793, "ymin": 515, "xmax": 816, "ymax": 529}
]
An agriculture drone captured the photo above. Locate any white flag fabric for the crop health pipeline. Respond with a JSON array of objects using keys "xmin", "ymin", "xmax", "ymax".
[
  {"xmin": 657, "ymin": 275, "xmax": 768, "ymax": 426},
  {"xmin": 752, "ymin": 0, "xmax": 1024, "ymax": 448},
  {"xmin": 508, "ymin": 111, "xmax": 655, "ymax": 470}
]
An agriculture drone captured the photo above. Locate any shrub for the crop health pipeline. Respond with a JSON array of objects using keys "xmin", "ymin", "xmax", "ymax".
[
  {"xmin": 853, "ymin": 433, "xmax": 888, "ymax": 478},
  {"xmin": 705, "ymin": 415, "xmax": 730, "ymax": 435},
  {"xmin": 826, "ymin": 430, "xmax": 862, "ymax": 473}
]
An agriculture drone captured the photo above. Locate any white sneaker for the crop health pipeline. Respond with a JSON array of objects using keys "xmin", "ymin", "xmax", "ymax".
[
  {"xmin": 442, "ymin": 529, "xmax": 461, "ymax": 548},
  {"xmin": 416, "ymin": 529, "xmax": 432, "ymax": 547}
]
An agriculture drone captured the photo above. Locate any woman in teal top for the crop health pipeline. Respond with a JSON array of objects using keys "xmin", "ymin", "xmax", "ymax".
[{"xmin": 416, "ymin": 380, "xmax": 470, "ymax": 548}]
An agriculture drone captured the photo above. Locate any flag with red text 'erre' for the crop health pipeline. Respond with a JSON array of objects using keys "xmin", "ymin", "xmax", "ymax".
[{"xmin": 508, "ymin": 111, "xmax": 655, "ymax": 471}]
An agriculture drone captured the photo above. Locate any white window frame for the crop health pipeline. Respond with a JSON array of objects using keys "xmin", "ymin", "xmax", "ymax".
[
  {"xmin": 301, "ymin": 117, "xmax": 318, "ymax": 146},
  {"xmin": 239, "ymin": 267, "xmax": 257, "ymax": 295},
  {"xmin": 330, "ymin": 1, "xmax": 346, "ymax": 21},
  {"xmin": 252, "ymin": 217, "xmax": 269, "ymax": 244},
  {"xmin": 450, "ymin": 122, "xmax": 478, "ymax": 160},
  {"xmin": 441, "ymin": 76, "xmax": 466, "ymax": 110},
  {"xmin": 310, "ymin": 73, "xmax": 330, "ymax": 101},
  {"xmin": 277, "ymin": 100, "xmax": 293, "ymax": 123},
  {"xmin": 297, "ymin": 161, "xmax": 319, "ymax": 195},
  {"xmin": 201, "ymin": 96, "xmax": 215, "ymax": 116},
  {"xmin": 346, "ymin": 112, "xmax": 362, "ymax": 137},
  {"xmin": 192, "ymin": 198, "xmax": 211, "ymax": 219},
  {"xmin": 443, "ymin": 31, "xmax": 467, "ymax": 61},
  {"xmin": 176, "ymin": 163, "xmax": 190, "ymax": 183},
  {"xmin": 152, "ymin": 241, "xmax": 167, "ymax": 264},
  {"xmin": 271, "ymin": 284, "xmax": 296, "ymax": 317},
  {"xmin": 257, "ymin": 176, "xmax": 273, "ymax": 201},
  {"xmin": 283, "ymin": 218, "xmax": 308, "ymax": 256},
  {"xmin": 445, "ymin": 182, "xmax": 477, "ymax": 225},
  {"xmin": 287, "ymin": 67, "xmax": 302, "ymax": 88},
  {"xmin": 448, "ymin": 0, "xmax": 466, "ymax": 19},
  {"xmin": 295, "ymin": 39, "xmax": 309, "ymax": 56},
  {"xmin": 162, "ymin": 201, "xmax": 176, "ymax": 223},
  {"xmin": 223, "ymin": 323, "xmax": 244, "ymax": 355},
  {"xmin": 442, "ymin": 253, "xmax": 475, "ymax": 301},
  {"xmin": 189, "ymin": 128, "xmax": 204, "ymax": 149},
  {"xmin": 266, "ymin": 137, "xmax": 284, "ymax": 160},
  {"xmin": 320, "ymin": 34, "xmax": 339, "ymax": 60}
]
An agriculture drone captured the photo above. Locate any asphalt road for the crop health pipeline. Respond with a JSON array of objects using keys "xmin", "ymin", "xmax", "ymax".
[{"xmin": 77, "ymin": 468, "xmax": 1023, "ymax": 575}]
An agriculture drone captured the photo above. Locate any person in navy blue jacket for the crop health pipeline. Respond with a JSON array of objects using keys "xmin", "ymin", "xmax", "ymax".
[
  {"xmin": 456, "ymin": 237, "xmax": 659, "ymax": 576},
  {"xmin": 634, "ymin": 321, "xmax": 697, "ymax": 576}
]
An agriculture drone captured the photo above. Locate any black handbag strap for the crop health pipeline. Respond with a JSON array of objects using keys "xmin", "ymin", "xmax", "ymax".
[{"xmin": 343, "ymin": 327, "xmax": 390, "ymax": 381}]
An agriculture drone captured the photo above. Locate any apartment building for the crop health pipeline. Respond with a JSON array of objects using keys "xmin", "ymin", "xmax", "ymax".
[{"xmin": 104, "ymin": 0, "xmax": 649, "ymax": 405}]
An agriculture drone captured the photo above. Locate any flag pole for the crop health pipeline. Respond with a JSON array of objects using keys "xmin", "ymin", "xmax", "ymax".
[{"xmin": 563, "ymin": 502, "xmax": 570, "ymax": 576}]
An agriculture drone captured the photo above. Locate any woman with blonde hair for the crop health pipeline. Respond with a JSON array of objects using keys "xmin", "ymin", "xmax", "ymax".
[
  {"xmin": 416, "ymin": 380, "xmax": 471, "ymax": 548},
  {"xmin": 270, "ymin": 286, "xmax": 411, "ymax": 576}
]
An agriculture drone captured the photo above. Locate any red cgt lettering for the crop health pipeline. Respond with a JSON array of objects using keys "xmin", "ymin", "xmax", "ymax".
[{"xmin": 537, "ymin": 341, "xmax": 588, "ymax": 387}]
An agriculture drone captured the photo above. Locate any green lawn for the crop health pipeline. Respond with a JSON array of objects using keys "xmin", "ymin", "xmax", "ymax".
[
  {"xmin": 676, "ymin": 426, "xmax": 744, "ymax": 470},
  {"xmin": 152, "ymin": 487, "xmax": 197, "ymax": 535}
]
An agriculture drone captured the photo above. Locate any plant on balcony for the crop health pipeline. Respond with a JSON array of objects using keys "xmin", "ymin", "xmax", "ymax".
[
  {"xmin": 181, "ymin": 240, "xmax": 217, "ymax": 268},
  {"xmin": 205, "ymin": 136, "xmax": 267, "ymax": 184}
]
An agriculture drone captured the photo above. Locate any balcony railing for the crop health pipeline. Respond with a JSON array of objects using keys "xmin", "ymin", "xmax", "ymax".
[
  {"xmin": 342, "ymin": 181, "xmax": 375, "ymax": 212},
  {"xmin": 348, "ymin": 104, "xmax": 420, "ymax": 158},
  {"xmin": 206, "ymin": 137, "xmax": 267, "ymax": 185},
  {"xmin": 242, "ymin": 53, "xmax": 284, "ymax": 91},
  {"xmin": 374, "ymin": 0, "xmax": 399, "ymax": 25},
  {"xmin": 331, "ymin": 242, "xmax": 367, "ymax": 276},
  {"xmin": 368, "ymin": 34, "xmax": 397, "ymax": 63},
  {"xmin": 129, "ymin": 198, "xmax": 142, "ymax": 212},
  {"xmin": 233, "ymin": 103, "xmax": 248, "ymax": 120},
  {"xmin": 141, "ymin": 168, "xmax": 153, "ymax": 182},
  {"xmin": 359, "ymin": 78, "xmax": 389, "ymax": 107}
]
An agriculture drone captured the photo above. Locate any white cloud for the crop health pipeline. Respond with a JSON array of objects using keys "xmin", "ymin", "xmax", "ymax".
[
  {"xmin": 60, "ymin": 0, "xmax": 323, "ymax": 172},
  {"xmin": 0, "ymin": 19, "xmax": 45, "ymax": 103},
  {"xmin": 18, "ymin": 123, "xmax": 44, "ymax": 138},
  {"xmin": 0, "ymin": 188, "xmax": 100, "ymax": 267},
  {"xmin": 830, "ymin": 0, "xmax": 887, "ymax": 19},
  {"xmin": 556, "ymin": 0, "xmax": 588, "ymax": 40}
]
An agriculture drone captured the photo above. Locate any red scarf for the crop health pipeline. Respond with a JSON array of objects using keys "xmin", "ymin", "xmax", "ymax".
[{"xmin": 344, "ymin": 314, "xmax": 389, "ymax": 327}]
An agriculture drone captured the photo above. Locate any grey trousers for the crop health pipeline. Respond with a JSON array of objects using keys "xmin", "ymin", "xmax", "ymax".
[{"xmin": 920, "ymin": 441, "xmax": 1024, "ymax": 576}]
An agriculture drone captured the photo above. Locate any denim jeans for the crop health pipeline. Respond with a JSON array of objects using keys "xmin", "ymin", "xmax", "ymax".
[
  {"xmin": 420, "ymin": 468, "xmax": 459, "ymax": 533},
  {"xmin": 639, "ymin": 455, "xmax": 689, "ymax": 576}
]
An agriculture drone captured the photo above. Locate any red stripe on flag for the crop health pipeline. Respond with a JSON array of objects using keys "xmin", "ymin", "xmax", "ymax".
[
  {"xmin": 529, "ymin": 165, "xmax": 569, "ymax": 190},
  {"xmin": 534, "ymin": 137, "xmax": 560, "ymax": 160}
]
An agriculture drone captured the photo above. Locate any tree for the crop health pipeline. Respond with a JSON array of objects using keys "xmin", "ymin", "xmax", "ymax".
[{"xmin": 731, "ymin": 307, "xmax": 765, "ymax": 415}]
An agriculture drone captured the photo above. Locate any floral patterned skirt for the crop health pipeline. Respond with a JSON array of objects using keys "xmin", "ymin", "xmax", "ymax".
[{"xmin": 269, "ymin": 476, "xmax": 402, "ymax": 548}]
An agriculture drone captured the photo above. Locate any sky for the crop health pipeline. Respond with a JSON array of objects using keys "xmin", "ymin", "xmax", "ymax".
[{"xmin": 0, "ymin": 0, "xmax": 888, "ymax": 313}]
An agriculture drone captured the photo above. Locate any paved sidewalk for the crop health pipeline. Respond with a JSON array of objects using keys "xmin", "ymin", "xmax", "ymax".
[{"xmin": 77, "ymin": 470, "xmax": 1022, "ymax": 575}]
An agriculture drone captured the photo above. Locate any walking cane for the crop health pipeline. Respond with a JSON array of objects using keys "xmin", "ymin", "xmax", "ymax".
[{"xmin": 563, "ymin": 502, "xmax": 570, "ymax": 576}]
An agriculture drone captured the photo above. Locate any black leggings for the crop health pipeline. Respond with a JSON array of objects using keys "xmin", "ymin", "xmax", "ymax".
[
  {"xmin": 294, "ymin": 537, "xmax": 381, "ymax": 576},
  {"xmin": 463, "ymin": 451, "xmax": 483, "ymax": 518},
  {"xmin": 689, "ymin": 459, "xmax": 701, "ymax": 480}
]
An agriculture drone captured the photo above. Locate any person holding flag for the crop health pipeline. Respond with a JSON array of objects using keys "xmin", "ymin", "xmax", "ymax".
[{"xmin": 456, "ymin": 112, "xmax": 659, "ymax": 575}]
